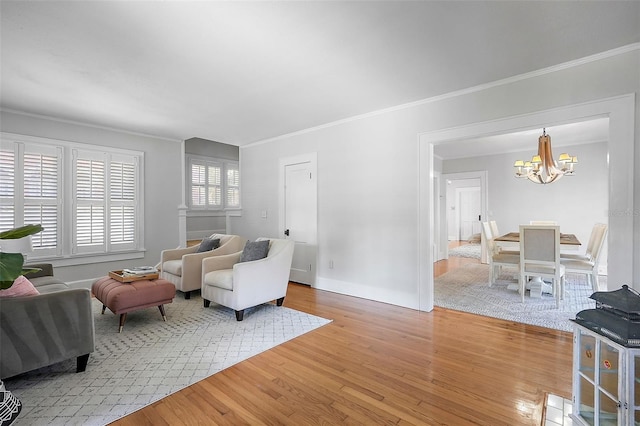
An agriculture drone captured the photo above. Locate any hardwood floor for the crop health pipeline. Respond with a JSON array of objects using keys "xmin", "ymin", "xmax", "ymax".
[{"xmin": 112, "ymin": 248, "xmax": 573, "ymax": 425}]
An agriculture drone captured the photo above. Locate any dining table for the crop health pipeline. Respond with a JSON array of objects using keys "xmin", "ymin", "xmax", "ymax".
[
  {"xmin": 494, "ymin": 231, "xmax": 581, "ymax": 247},
  {"xmin": 493, "ymin": 231, "xmax": 581, "ymax": 296}
]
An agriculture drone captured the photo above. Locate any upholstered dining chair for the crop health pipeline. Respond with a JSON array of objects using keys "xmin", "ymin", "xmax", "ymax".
[
  {"xmin": 519, "ymin": 225, "xmax": 565, "ymax": 307},
  {"xmin": 529, "ymin": 220, "xmax": 558, "ymax": 225},
  {"xmin": 160, "ymin": 234, "xmax": 246, "ymax": 299},
  {"xmin": 481, "ymin": 222, "xmax": 519, "ymax": 287},
  {"xmin": 561, "ymin": 223, "xmax": 607, "ymax": 263},
  {"xmin": 201, "ymin": 238, "xmax": 295, "ymax": 321},
  {"xmin": 560, "ymin": 223, "xmax": 607, "ymax": 292}
]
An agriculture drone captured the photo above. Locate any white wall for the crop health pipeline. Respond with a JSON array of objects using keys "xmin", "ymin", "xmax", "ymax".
[
  {"xmin": 0, "ymin": 111, "xmax": 184, "ymax": 285},
  {"xmin": 234, "ymin": 47, "xmax": 639, "ymax": 309}
]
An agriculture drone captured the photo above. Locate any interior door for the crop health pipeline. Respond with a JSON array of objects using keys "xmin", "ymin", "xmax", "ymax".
[
  {"xmin": 283, "ymin": 160, "xmax": 317, "ymax": 285},
  {"xmin": 458, "ymin": 187, "xmax": 481, "ymax": 241}
]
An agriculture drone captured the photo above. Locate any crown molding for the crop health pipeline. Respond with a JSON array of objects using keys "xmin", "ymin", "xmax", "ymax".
[{"xmin": 0, "ymin": 108, "xmax": 183, "ymax": 143}]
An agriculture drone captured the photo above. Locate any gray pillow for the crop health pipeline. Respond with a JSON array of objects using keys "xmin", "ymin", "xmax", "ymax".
[
  {"xmin": 196, "ymin": 237, "xmax": 220, "ymax": 253},
  {"xmin": 239, "ymin": 240, "xmax": 270, "ymax": 262}
]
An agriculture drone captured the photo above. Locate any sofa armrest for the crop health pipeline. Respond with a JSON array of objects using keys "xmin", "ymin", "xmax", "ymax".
[
  {"xmin": 160, "ymin": 245, "xmax": 198, "ymax": 264},
  {"xmin": 22, "ymin": 263, "xmax": 54, "ymax": 278},
  {"xmin": 0, "ymin": 288, "xmax": 95, "ymax": 379}
]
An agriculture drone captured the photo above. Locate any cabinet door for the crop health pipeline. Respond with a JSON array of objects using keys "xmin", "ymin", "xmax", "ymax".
[
  {"xmin": 577, "ymin": 330, "xmax": 597, "ymax": 424},
  {"xmin": 598, "ymin": 341, "xmax": 620, "ymax": 425}
]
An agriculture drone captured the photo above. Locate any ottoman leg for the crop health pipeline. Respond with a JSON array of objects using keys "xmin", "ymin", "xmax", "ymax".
[
  {"xmin": 158, "ymin": 305, "xmax": 167, "ymax": 321},
  {"xmin": 101, "ymin": 305, "xmax": 107, "ymax": 314},
  {"xmin": 119, "ymin": 313, "xmax": 127, "ymax": 333}
]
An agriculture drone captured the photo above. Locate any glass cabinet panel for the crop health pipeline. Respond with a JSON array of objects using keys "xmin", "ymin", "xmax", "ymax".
[
  {"xmin": 635, "ymin": 354, "xmax": 640, "ymax": 406},
  {"xmin": 578, "ymin": 374, "xmax": 596, "ymax": 425},
  {"xmin": 598, "ymin": 390, "xmax": 618, "ymax": 426},
  {"xmin": 599, "ymin": 342, "xmax": 619, "ymax": 398},
  {"xmin": 580, "ymin": 331, "xmax": 596, "ymax": 381}
]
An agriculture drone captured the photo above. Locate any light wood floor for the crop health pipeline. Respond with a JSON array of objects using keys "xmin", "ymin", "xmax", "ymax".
[{"xmin": 112, "ymin": 244, "xmax": 572, "ymax": 425}]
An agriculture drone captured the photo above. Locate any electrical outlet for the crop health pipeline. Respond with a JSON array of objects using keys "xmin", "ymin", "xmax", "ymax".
[{"xmin": 329, "ymin": 260, "xmax": 334, "ymax": 269}]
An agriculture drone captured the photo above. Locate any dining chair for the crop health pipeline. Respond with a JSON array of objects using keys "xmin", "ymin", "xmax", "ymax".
[
  {"xmin": 529, "ymin": 220, "xmax": 558, "ymax": 225},
  {"xmin": 561, "ymin": 223, "xmax": 607, "ymax": 263},
  {"xmin": 481, "ymin": 222, "xmax": 519, "ymax": 287},
  {"xmin": 560, "ymin": 223, "xmax": 607, "ymax": 292},
  {"xmin": 489, "ymin": 220, "xmax": 500, "ymax": 240},
  {"xmin": 519, "ymin": 225, "xmax": 565, "ymax": 307}
]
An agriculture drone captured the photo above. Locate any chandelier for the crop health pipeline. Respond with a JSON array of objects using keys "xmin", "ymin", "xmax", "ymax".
[{"xmin": 513, "ymin": 128, "xmax": 577, "ymax": 184}]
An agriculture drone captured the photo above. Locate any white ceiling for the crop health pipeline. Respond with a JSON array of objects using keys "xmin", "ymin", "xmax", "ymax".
[
  {"xmin": 434, "ymin": 117, "xmax": 610, "ymax": 160},
  {"xmin": 1, "ymin": 1, "xmax": 639, "ymax": 146}
]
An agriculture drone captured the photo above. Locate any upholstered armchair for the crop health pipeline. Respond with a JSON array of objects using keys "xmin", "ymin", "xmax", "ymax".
[
  {"xmin": 201, "ymin": 238, "xmax": 295, "ymax": 321},
  {"xmin": 0, "ymin": 264, "xmax": 95, "ymax": 379},
  {"xmin": 160, "ymin": 234, "xmax": 245, "ymax": 299}
]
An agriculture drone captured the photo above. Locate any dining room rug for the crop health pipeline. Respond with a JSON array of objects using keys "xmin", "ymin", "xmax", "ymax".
[
  {"xmin": 3, "ymin": 295, "xmax": 331, "ymax": 426},
  {"xmin": 434, "ymin": 263, "xmax": 602, "ymax": 332},
  {"xmin": 448, "ymin": 243, "xmax": 481, "ymax": 259}
]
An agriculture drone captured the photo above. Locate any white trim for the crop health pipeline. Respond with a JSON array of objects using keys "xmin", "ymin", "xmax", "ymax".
[
  {"xmin": 246, "ymin": 43, "xmax": 640, "ymax": 148},
  {"xmin": 418, "ymin": 94, "xmax": 636, "ymax": 312},
  {"xmin": 0, "ymin": 109, "xmax": 182, "ymax": 144}
]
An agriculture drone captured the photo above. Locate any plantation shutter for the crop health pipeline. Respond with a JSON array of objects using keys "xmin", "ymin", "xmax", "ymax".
[
  {"xmin": 190, "ymin": 160, "xmax": 222, "ymax": 208},
  {"xmin": 23, "ymin": 149, "xmax": 60, "ymax": 253},
  {"xmin": 0, "ymin": 149, "xmax": 15, "ymax": 232},
  {"xmin": 74, "ymin": 153, "xmax": 106, "ymax": 253},
  {"xmin": 226, "ymin": 163, "xmax": 240, "ymax": 208},
  {"xmin": 207, "ymin": 164, "xmax": 221, "ymax": 207},
  {"xmin": 109, "ymin": 158, "xmax": 136, "ymax": 248}
]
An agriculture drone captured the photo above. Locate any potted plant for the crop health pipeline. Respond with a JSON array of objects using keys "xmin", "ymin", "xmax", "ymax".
[{"xmin": 0, "ymin": 224, "xmax": 44, "ymax": 289}]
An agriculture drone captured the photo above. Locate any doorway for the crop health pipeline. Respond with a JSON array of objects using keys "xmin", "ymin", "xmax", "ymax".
[
  {"xmin": 438, "ymin": 171, "xmax": 488, "ymax": 262},
  {"xmin": 418, "ymin": 94, "xmax": 635, "ymax": 312}
]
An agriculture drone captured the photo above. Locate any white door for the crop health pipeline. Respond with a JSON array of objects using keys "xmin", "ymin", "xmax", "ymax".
[
  {"xmin": 280, "ymin": 154, "xmax": 317, "ymax": 285},
  {"xmin": 458, "ymin": 187, "xmax": 481, "ymax": 241}
]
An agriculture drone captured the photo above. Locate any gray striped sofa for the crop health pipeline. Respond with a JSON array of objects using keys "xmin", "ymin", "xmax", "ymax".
[{"xmin": 0, "ymin": 264, "xmax": 94, "ymax": 379}]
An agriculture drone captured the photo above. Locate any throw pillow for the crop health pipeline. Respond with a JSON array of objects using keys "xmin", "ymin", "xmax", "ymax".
[
  {"xmin": 239, "ymin": 240, "xmax": 270, "ymax": 263},
  {"xmin": 0, "ymin": 275, "xmax": 40, "ymax": 298},
  {"xmin": 196, "ymin": 237, "xmax": 221, "ymax": 253}
]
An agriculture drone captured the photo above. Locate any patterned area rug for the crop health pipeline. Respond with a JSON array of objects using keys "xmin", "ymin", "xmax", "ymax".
[
  {"xmin": 448, "ymin": 243, "xmax": 481, "ymax": 259},
  {"xmin": 4, "ymin": 296, "xmax": 331, "ymax": 425},
  {"xmin": 434, "ymin": 263, "xmax": 600, "ymax": 332}
]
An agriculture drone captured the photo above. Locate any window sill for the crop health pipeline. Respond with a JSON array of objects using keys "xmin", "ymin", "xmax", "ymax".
[{"xmin": 28, "ymin": 250, "xmax": 146, "ymax": 268}]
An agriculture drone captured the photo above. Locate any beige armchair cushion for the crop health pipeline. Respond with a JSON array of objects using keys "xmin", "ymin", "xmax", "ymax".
[{"xmin": 160, "ymin": 234, "xmax": 245, "ymax": 298}]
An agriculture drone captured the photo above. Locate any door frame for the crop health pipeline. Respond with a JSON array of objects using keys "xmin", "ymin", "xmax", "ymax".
[
  {"xmin": 418, "ymin": 94, "xmax": 635, "ymax": 312},
  {"xmin": 439, "ymin": 172, "xmax": 487, "ymax": 260},
  {"xmin": 278, "ymin": 152, "xmax": 318, "ymax": 283}
]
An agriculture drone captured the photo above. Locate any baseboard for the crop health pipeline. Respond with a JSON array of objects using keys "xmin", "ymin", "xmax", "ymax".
[{"xmin": 315, "ymin": 277, "xmax": 419, "ymax": 310}]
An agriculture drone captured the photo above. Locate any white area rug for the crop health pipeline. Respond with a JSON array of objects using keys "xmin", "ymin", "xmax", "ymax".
[
  {"xmin": 448, "ymin": 243, "xmax": 481, "ymax": 259},
  {"xmin": 434, "ymin": 263, "xmax": 599, "ymax": 332},
  {"xmin": 4, "ymin": 296, "xmax": 331, "ymax": 425}
]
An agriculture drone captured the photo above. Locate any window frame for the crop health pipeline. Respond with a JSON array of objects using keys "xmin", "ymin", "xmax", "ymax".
[
  {"xmin": 187, "ymin": 154, "xmax": 240, "ymax": 211},
  {"xmin": 0, "ymin": 132, "xmax": 145, "ymax": 265}
]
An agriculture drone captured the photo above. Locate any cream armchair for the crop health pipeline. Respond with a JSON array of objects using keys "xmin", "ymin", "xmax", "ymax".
[
  {"xmin": 160, "ymin": 234, "xmax": 245, "ymax": 299},
  {"xmin": 201, "ymin": 238, "xmax": 295, "ymax": 321}
]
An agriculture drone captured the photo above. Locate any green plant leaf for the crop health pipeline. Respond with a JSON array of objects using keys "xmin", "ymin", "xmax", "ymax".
[
  {"xmin": 0, "ymin": 252, "xmax": 25, "ymax": 283},
  {"xmin": 0, "ymin": 224, "xmax": 44, "ymax": 240}
]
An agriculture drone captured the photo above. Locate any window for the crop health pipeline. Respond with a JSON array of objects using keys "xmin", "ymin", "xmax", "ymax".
[
  {"xmin": 188, "ymin": 155, "xmax": 240, "ymax": 210},
  {"xmin": 0, "ymin": 132, "xmax": 144, "ymax": 261}
]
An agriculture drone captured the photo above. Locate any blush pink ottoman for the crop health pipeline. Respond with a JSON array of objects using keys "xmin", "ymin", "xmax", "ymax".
[{"xmin": 92, "ymin": 277, "xmax": 176, "ymax": 332}]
